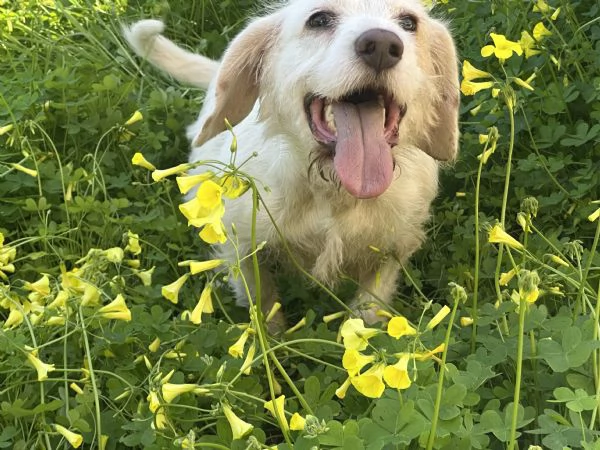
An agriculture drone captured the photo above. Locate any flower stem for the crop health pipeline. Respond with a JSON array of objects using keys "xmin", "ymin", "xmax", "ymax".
[
  {"xmin": 425, "ymin": 296, "xmax": 459, "ymax": 450},
  {"xmin": 79, "ymin": 307, "xmax": 102, "ymax": 447},
  {"xmin": 507, "ymin": 295, "xmax": 527, "ymax": 450},
  {"xmin": 471, "ymin": 154, "xmax": 485, "ymax": 352}
]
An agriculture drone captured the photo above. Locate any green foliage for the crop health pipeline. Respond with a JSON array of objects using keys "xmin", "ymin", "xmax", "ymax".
[{"xmin": 1, "ymin": 0, "xmax": 599, "ymax": 449}]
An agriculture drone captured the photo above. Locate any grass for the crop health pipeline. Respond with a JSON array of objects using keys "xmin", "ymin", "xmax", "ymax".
[{"xmin": 1, "ymin": 0, "xmax": 600, "ymax": 449}]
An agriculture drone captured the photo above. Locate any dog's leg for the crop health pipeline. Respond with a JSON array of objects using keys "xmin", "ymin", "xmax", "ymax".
[
  {"xmin": 351, "ymin": 260, "xmax": 400, "ymax": 324},
  {"xmin": 229, "ymin": 257, "xmax": 286, "ymax": 332}
]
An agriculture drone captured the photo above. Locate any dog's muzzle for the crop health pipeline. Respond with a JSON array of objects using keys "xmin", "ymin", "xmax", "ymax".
[{"xmin": 304, "ymin": 89, "xmax": 406, "ymax": 199}]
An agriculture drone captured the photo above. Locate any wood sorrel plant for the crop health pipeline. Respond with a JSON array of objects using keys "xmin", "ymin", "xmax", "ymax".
[{"xmin": 1, "ymin": 0, "xmax": 599, "ymax": 448}]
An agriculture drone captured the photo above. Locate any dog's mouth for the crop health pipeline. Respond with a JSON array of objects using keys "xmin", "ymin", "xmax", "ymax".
[{"xmin": 304, "ymin": 89, "xmax": 406, "ymax": 199}]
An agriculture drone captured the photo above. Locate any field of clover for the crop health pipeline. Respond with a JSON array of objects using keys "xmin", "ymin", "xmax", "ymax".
[{"xmin": 0, "ymin": 0, "xmax": 599, "ymax": 449}]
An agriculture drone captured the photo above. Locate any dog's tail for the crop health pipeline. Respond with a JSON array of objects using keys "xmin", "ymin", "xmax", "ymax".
[{"xmin": 123, "ymin": 20, "xmax": 219, "ymax": 89}]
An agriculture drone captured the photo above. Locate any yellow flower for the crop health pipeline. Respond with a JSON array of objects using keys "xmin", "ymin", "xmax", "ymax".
[
  {"xmin": 46, "ymin": 316, "xmax": 66, "ymax": 326},
  {"xmin": 97, "ymin": 294, "xmax": 132, "ymax": 321},
  {"xmin": 533, "ymin": 0, "xmax": 550, "ymax": 13},
  {"xmin": 221, "ymin": 174, "xmax": 250, "ymax": 199},
  {"xmin": 412, "ymin": 343, "xmax": 446, "ymax": 361},
  {"xmin": 190, "ymin": 284, "xmax": 214, "ymax": 324},
  {"xmin": 10, "ymin": 163, "xmax": 37, "ymax": 177},
  {"xmin": 240, "ymin": 342, "xmax": 257, "ymax": 375},
  {"xmin": 148, "ymin": 337, "xmax": 161, "ymax": 353},
  {"xmin": 27, "ymin": 351, "xmax": 56, "ymax": 381},
  {"xmin": 176, "ymin": 172, "xmax": 215, "ymax": 195},
  {"xmin": 285, "ymin": 317, "xmax": 307, "ymax": 334},
  {"xmin": 135, "ymin": 267, "xmax": 155, "ymax": 287},
  {"xmin": 323, "ymin": 311, "xmax": 346, "ymax": 323},
  {"xmin": 194, "ymin": 180, "xmax": 223, "ymax": 211},
  {"xmin": 460, "ymin": 80, "xmax": 495, "ymax": 96},
  {"xmin": 533, "ymin": 22, "xmax": 552, "ymax": 41},
  {"xmin": 0, "ymin": 124, "xmax": 14, "ymax": 135},
  {"xmin": 462, "ymin": 60, "xmax": 491, "ymax": 81},
  {"xmin": 588, "ymin": 208, "xmax": 600, "ymax": 222},
  {"xmin": 499, "ymin": 268, "xmax": 517, "ymax": 286},
  {"xmin": 161, "ymin": 274, "xmax": 189, "ymax": 304},
  {"xmin": 551, "ymin": 7, "xmax": 561, "ymax": 20},
  {"xmin": 383, "ymin": 354, "xmax": 411, "ymax": 389},
  {"xmin": 222, "ymin": 403, "xmax": 254, "ymax": 440},
  {"xmin": 426, "ymin": 305, "xmax": 451, "ymax": 330},
  {"xmin": 161, "ymin": 383, "xmax": 209, "ymax": 403},
  {"xmin": 24, "ymin": 275, "xmax": 51, "ymax": 296},
  {"xmin": 228, "ymin": 328, "xmax": 252, "ymax": 358},
  {"xmin": 549, "ymin": 255, "xmax": 569, "ymax": 267},
  {"xmin": 180, "ymin": 198, "xmax": 225, "ymax": 227},
  {"xmin": 460, "ymin": 317, "xmax": 474, "ymax": 327},
  {"xmin": 102, "ymin": 247, "xmax": 124, "ymax": 263},
  {"xmin": 340, "ymin": 318, "xmax": 380, "ymax": 351},
  {"xmin": 488, "ymin": 224, "xmax": 524, "ymax": 250},
  {"xmin": 481, "ymin": 33, "xmax": 523, "ymax": 61},
  {"xmin": 343, "ymin": 349, "xmax": 375, "ymax": 376},
  {"xmin": 152, "ymin": 408, "xmax": 168, "ymax": 430},
  {"xmin": 519, "ymin": 270, "xmax": 540, "ymax": 304},
  {"xmin": 519, "ymin": 31, "xmax": 540, "ymax": 58},
  {"xmin": 147, "ymin": 390, "xmax": 160, "ymax": 413},
  {"xmin": 387, "ymin": 316, "xmax": 417, "ymax": 338},
  {"xmin": 131, "ymin": 153, "xmax": 156, "ymax": 171},
  {"xmin": 81, "ymin": 283, "xmax": 101, "ymax": 307},
  {"xmin": 335, "ymin": 377, "xmax": 352, "ymax": 399},
  {"xmin": 265, "ymin": 302, "xmax": 282, "ymax": 323},
  {"xmin": 54, "ymin": 424, "xmax": 83, "ymax": 448},
  {"xmin": 125, "ymin": 231, "xmax": 142, "ymax": 255},
  {"xmin": 351, "ymin": 363, "xmax": 386, "ymax": 398},
  {"xmin": 290, "ymin": 413, "xmax": 306, "ymax": 431},
  {"xmin": 199, "ymin": 221, "xmax": 227, "ymax": 244},
  {"xmin": 513, "ymin": 77, "xmax": 535, "ymax": 91},
  {"xmin": 152, "ymin": 164, "xmax": 191, "ymax": 182},
  {"xmin": 3, "ymin": 308, "xmax": 24, "ymax": 328},
  {"xmin": 182, "ymin": 259, "xmax": 224, "ymax": 274},
  {"xmin": 70, "ymin": 383, "xmax": 84, "ymax": 395},
  {"xmin": 124, "ymin": 110, "xmax": 143, "ymax": 126},
  {"xmin": 264, "ymin": 395, "xmax": 289, "ymax": 432}
]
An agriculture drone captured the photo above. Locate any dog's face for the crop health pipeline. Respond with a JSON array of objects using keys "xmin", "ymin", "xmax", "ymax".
[{"xmin": 194, "ymin": 0, "xmax": 459, "ymax": 199}]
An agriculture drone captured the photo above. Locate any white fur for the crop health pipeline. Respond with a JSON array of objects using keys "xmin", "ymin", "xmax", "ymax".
[{"xmin": 124, "ymin": 0, "xmax": 460, "ymax": 324}]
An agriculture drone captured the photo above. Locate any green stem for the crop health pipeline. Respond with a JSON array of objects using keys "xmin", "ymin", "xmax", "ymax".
[
  {"xmin": 577, "ymin": 213, "xmax": 600, "ymax": 313},
  {"xmin": 78, "ymin": 308, "xmax": 102, "ymax": 448},
  {"xmin": 590, "ymin": 282, "xmax": 600, "ymax": 428},
  {"xmin": 471, "ymin": 153, "xmax": 485, "ymax": 352},
  {"xmin": 249, "ymin": 187, "xmax": 293, "ymax": 446},
  {"xmin": 425, "ymin": 297, "xmax": 459, "ymax": 450},
  {"xmin": 507, "ymin": 295, "xmax": 527, "ymax": 450}
]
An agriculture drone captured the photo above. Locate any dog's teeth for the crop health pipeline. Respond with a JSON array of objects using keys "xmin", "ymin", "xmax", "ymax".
[{"xmin": 325, "ymin": 103, "xmax": 336, "ymax": 133}]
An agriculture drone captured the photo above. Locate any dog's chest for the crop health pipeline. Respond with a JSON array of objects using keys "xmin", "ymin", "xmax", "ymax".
[{"xmin": 272, "ymin": 190, "xmax": 398, "ymax": 264}]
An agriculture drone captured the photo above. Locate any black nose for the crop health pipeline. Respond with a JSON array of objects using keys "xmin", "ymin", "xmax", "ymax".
[{"xmin": 355, "ymin": 29, "xmax": 403, "ymax": 73}]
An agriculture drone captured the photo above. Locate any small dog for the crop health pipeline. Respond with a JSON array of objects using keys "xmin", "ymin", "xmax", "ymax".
[{"xmin": 124, "ymin": 0, "xmax": 459, "ymax": 325}]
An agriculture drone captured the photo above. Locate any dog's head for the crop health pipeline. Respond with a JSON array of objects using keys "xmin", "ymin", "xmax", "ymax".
[{"xmin": 193, "ymin": 0, "xmax": 459, "ymax": 199}]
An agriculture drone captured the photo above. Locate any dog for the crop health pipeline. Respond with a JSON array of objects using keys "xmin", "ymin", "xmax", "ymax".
[{"xmin": 124, "ymin": 0, "xmax": 459, "ymax": 326}]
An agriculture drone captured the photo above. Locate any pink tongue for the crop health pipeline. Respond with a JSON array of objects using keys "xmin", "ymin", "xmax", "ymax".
[{"xmin": 332, "ymin": 101, "xmax": 394, "ymax": 199}]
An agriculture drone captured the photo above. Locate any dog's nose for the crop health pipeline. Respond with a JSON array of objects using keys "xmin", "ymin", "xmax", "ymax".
[{"xmin": 355, "ymin": 29, "xmax": 403, "ymax": 73}]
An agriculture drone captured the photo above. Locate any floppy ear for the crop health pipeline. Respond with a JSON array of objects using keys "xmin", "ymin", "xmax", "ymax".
[
  {"xmin": 418, "ymin": 20, "xmax": 460, "ymax": 161},
  {"xmin": 193, "ymin": 14, "xmax": 280, "ymax": 147}
]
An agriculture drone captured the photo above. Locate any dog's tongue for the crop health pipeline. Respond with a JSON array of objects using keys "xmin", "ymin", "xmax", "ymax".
[{"xmin": 332, "ymin": 100, "xmax": 393, "ymax": 199}]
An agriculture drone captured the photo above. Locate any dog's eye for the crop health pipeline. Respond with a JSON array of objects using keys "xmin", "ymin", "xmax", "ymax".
[
  {"xmin": 306, "ymin": 11, "xmax": 336, "ymax": 29},
  {"xmin": 397, "ymin": 15, "xmax": 417, "ymax": 32}
]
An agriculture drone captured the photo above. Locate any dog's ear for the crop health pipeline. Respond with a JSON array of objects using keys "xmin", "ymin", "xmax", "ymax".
[
  {"xmin": 193, "ymin": 14, "xmax": 280, "ymax": 147},
  {"xmin": 418, "ymin": 20, "xmax": 460, "ymax": 161}
]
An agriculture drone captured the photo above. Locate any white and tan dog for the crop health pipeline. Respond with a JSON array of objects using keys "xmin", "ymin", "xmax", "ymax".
[{"xmin": 124, "ymin": 0, "xmax": 459, "ymax": 324}]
